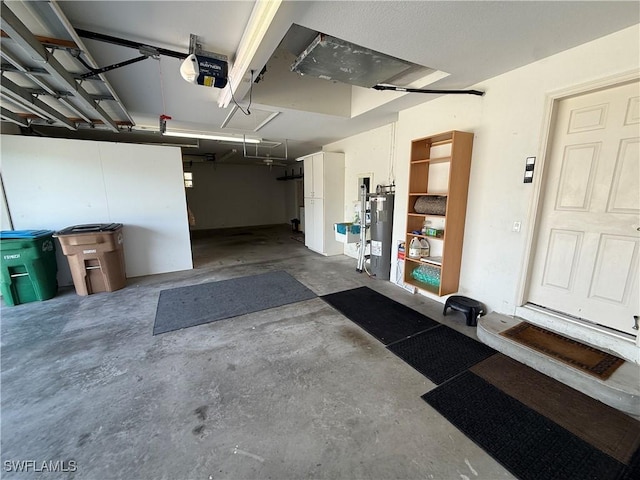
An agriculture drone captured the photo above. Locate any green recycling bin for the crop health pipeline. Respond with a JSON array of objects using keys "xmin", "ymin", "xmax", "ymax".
[{"xmin": 0, "ymin": 230, "xmax": 58, "ymax": 306}]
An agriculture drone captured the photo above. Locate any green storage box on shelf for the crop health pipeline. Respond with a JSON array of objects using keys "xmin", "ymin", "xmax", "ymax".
[{"xmin": 0, "ymin": 230, "xmax": 58, "ymax": 306}]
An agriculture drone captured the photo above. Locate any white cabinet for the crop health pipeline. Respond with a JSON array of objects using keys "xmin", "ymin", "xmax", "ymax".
[
  {"xmin": 303, "ymin": 153, "xmax": 326, "ymax": 199},
  {"xmin": 303, "ymin": 198, "xmax": 321, "ymax": 252},
  {"xmin": 301, "ymin": 152, "xmax": 344, "ymax": 256}
]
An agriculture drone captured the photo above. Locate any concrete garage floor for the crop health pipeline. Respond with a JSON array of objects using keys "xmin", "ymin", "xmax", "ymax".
[{"xmin": 1, "ymin": 225, "xmax": 514, "ymax": 480}]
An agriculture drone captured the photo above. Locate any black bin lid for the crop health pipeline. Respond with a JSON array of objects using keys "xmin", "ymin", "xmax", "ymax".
[{"xmin": 55, "ymin": 223, "xmax": 123, "ymax": 236}]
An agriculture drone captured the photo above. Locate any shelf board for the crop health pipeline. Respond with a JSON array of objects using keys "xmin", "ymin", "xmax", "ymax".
[
  {"xmin": 404, "ymin": 277, "xmax": 440, "ymax": 295},
  {"xmin": 408, "ymin": 212, "xmax": 446, "ymax": 218},
  {"xmin": 410, "ymin": 155, "xmax": 452, "ymax": 164},
  {"xmin": 431, "ymin": 138, "xmax": 453, "ymax": 147},
  {"xmin": 407, "ymin": 232, "xmax": 444, "ymax": 240},
  {"xmin": 428, "ymin": 156, "xmax": 452, "ymax": 164},
  {"xmin": 405, "ymin": 256, "xmax": 442, "ymax": 268},
  {"xmin": 409, "ymin": 192, "xmax": 448, "ymax": 197},
  {"xmin": 420, "ymin": 256, "xmax": 443, "ymax": 266}
]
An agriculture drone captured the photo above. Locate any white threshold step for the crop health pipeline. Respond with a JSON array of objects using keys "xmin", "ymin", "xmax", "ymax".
[{"xmin": 477, "ymin": 313, "xmax": 640, "ymax": 420}]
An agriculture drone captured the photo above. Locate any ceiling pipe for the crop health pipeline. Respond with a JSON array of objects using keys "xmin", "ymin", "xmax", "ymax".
[
  {"xmin": 372, "ymin": 84, "xmax": 485, "ymax": 96},
  {"xmin": 1, "ymin": 76, "xmax": 77, "ymax": 129},
  {"xmin": 0, "ymin": 4, "xmax": 120, "ymax": 132},
  {"xmin": 47, "ymin": 0, "xmax": 135, "ymax": 126}
]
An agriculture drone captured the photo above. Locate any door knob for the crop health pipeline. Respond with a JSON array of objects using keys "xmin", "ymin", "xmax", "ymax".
[{"xmin": 633, "ymin": 315, "xmax": 639, "ymax": 330}]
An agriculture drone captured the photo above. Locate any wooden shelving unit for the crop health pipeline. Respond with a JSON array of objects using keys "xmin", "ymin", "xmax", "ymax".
[{"xmin": 403, "ymin": 130, "xmax": 474, "ymax": 296}]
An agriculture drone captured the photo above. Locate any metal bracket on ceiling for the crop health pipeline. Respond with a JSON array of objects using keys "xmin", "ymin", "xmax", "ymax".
[
  {"xmin": 188, "ymin": 34, "xmax": 227, "ymax": 63},
  {"xmin": 77, "ymin": 47, "xmax": 159, "ymax": 79}
]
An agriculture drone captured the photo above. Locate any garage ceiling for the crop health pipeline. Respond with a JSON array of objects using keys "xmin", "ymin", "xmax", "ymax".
[{"xmin": 1, "ymin": 0, "xmax": 639, "ymax": 163}]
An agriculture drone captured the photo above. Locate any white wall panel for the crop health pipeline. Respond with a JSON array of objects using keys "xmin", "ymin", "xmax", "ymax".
[
  {"xmin": 1, "ymin": 138, "xmax": 109, "ymax": 226},
  {"xmin": 98, "ymin": 142, "xmax": 193, "ymax": 278},
  {"xmin": 0, "ymin": 136, "xmax": 192, "ymax": 286}
]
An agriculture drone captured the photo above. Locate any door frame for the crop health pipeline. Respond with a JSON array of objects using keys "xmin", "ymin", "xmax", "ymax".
[{"xmin": 515, "ymin": 69, "xmax": 640, "ymax": 345}]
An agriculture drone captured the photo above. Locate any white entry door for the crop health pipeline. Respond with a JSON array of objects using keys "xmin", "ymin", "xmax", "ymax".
[{"xmin": 528, "ymin": 80, "xmax": 640, "ymax": 337}]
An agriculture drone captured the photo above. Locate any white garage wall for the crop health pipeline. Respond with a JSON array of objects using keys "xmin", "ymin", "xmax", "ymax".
[
  {"xmin": 185, "ymin": 162, "xmax": 289, "ymax": 230},
  {"xmin": 324, "ymin": 123, "xmax": 399, "ymax": 258},
  {"xmin": 1, "ymin": 174, "xmax": 14, "ymax": 231},
  {"xmin": 328, "ymin": 24, "xmax": 640, "ymax": 315},
  {"xmin": 0, "ymin": 136, "xmax": 193, "ymax": 285}
]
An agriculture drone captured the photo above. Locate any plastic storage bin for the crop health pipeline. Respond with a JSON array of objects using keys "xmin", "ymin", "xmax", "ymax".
[
  {"xmin": 0, "ymin": 230, "xmax": 58, "ymax": 306},
  {"xmin": 54, "ymin": 223, "xmax": 126, "ymax": 296},
  {"xmin": 334, "ymin": 223, "xmax": 361, "ymax": 243}
]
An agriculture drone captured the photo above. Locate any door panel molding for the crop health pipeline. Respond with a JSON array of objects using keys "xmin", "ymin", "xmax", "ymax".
[
  {"xmin": 588, "ymin": 234, "xmax": 639, "ymax": 305},
  {"xmin": 568, "ymin": 103, "xmax": 609, "ymax": 133},
  {"xmin": 607, "ymin": 137, "xmax": 640, "ymax": 214},
  {"xmin": 541, "ymin": 229, "xmax": 583, "ymax": 290},
  {"xmin": 624, "ymin": 96, "xmax": 640, "ymax": 125},
  {"xmin": 555, "ymin": 142, "xmax": 601, "ymax": 211}
]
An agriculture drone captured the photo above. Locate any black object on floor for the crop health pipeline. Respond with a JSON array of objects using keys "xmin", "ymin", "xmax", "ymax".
[
  {"xmin": 387, "ymin": 326, "xmax": 496, "ymax": 384},
  {"xmin": 422, "ymin": 371, "xmax": 633, "ymax": 480},
  {"xmin": 321, "ymin": 286, "xmax": 439, "ymax": 345},
  {"xmin": 153, "ymin": 270, "xmax": 316, "ymax": 335},
  {"xmin": 443, "ymin": 295, "xmax": 485, "ymax": 326}
]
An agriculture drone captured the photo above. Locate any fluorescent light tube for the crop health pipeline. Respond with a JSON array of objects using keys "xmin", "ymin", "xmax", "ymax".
[{"xmin": 163, "ymin": 130, "xmax": 261, "ymax": 143}]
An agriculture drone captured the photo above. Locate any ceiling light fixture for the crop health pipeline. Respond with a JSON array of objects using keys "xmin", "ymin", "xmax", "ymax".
[
  {"xmin": 217, "ymin": 0, "xmax": 283, "ymax": 108},
  {"xmin": 162, "ymin": 129, "xmax": 261, "ymax": 144}
]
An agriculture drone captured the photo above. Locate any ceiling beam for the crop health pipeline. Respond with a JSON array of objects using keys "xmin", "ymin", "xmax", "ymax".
[
  {"xmin": 1, "ymin": 47, "xmax": 59, "ymax": 95},
  {"xmin": 1, "ymin": 63, "xmax": 103, "ymax": 82},
  {"xmin": 0, "ymin": 29, "xmax": 78, "ymax": 49},
  {"xmin": 46, "ymin": 1, "xmax": 136, "ymax": 126},
  {"xmin": 0, "ymin": 75, "xmax": 77, "ymax": 129},
  {"xmin": 1, "ymin": 47, "xmax": 92, "ymax": 123},
  {"xmin": 0, "ymin": 107, "xmax": 29, "ymax": 127},
  {"xmin": 56, "ymin": 95, "xmax": 93, "ymax": 124},
  {"xmin": 0, "ymin": 5, "xmax": 120, "ymax": 132},
  {"xmin": 23, "ymin": 88, "xmax": 114, "ymax": 102}
]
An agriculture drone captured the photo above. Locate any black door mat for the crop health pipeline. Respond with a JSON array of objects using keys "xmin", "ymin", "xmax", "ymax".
[
  {"xmin": 321, "ymin": 286, "xmax": 440, "ymax": 345},
  {"xmin": 471, "ymin": 354, "xmax": 640, "ymax": 465},
  {"xmin": 387, "ymin": 326, "xmax": 496, "ymax": 384},
  {"xmin": 422, "ymin": 371, "xmax": 638, "ymax": 480},
  {"xmin": 153, "ymin": 270, "xmax": 316, "ymax": 335}
]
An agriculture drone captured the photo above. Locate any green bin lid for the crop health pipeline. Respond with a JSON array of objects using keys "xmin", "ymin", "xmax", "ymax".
[{"xmin": 0, "ymin": 230, "xmax": 54, "ymax": 239}]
